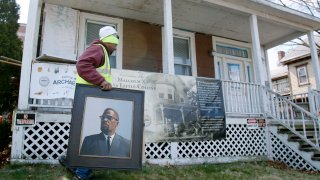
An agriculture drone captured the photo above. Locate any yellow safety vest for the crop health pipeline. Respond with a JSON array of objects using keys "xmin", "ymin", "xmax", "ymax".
[{"xmin": 76, "ymin": 44, "xmax": 112, "ymax": 85}]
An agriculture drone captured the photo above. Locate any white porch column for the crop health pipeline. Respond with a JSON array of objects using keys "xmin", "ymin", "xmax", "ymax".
[
  {"xmin": 18, "ymin": 0, "xmax": 42, "ymax": 110},
  {"xmin": 307, "ymin": 31, "xmax": 320, "ymax": 90},
  {"xmin": 264, "ymin": 49, "xmax": 272, "ymax": 89},
  {"xmin": 163, "ymin": 0, "xmax": 175, "ymax": 74},
  {"xmin": 250, "ymin": 14, "xmax": 266, "ymax": 115},
  {"xmin": 249, "ymin": 14, "xmax": 264, "ymax": 85}
]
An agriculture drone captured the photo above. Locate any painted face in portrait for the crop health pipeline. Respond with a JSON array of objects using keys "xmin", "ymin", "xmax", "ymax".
[{"xmin": 100, "ymin": 109, "xmax": 119, "ymax": 136}]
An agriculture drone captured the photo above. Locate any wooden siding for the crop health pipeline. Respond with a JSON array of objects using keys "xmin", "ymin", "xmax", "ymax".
[
  {"xmin": 123, "ymin": 20, "xmax": 163, "ymax": 73},
  {"xmin": 195, "ymin": 33, "xmax": 214, "ymax": 78},
  {"xmin": 122, "ymin": 20, "xmax": 215, "ymax": 77}
]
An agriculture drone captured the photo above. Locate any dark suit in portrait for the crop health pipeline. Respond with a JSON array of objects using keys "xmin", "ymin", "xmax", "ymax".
[{"xmin": 80, "ymin": 132, "xmax": 130, "ymax": 157}]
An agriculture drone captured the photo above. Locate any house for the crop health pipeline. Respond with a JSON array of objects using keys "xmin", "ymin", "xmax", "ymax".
[
  {"xmin": 271, "ymin": 67, "xmax": 290, "ymax": 95},
  {"xmin": 12, "ymin": 0, "xmax": 320, "ymax": 170},
  {"xmin": 271, "ymin": 51, "xmax": 290, "ymax": 96},
  {"xmin": 280, "ymin": 38, "xmax": 320, "ymax": 95},
  {"xmin": 279, "ymin": 37, "xmax": 320, "ymax": 112},
  {"xmin": 17, "ymin": 23, "xmax": 26, "ymax": 43}
]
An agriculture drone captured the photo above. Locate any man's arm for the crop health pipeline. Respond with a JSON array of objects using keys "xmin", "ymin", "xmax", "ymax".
[{"xmin": 76, "ymin": 45, "xmax": 112, "ymax": 90}]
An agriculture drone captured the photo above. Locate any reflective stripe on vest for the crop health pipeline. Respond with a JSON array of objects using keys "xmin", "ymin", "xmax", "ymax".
[{"xmin": 76, "ymin": 44, "xmax": 112, "ymax": 85}]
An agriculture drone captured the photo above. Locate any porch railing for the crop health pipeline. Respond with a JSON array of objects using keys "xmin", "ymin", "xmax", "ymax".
[
  {"xmin": 272, "ymin": 81, "xmax": 290, "ymax": 95},
  {"xmin": 221, "ymin": 80, "xmax": 263, "ymax": 115},
  {"xmin": 309, "ymin": 89, "xmax": 320, "ymax": 117},
  {"xmin": 29, "ymin": 98, "xmax": 73, "ymax": 111},
  {"xmin": 264, "ymin": 87, "xmax": 320, "ymax": 151}
]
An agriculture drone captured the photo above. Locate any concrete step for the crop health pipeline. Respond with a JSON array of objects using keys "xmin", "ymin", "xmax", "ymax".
[
  {"xmin": 299, "ymin": 146, "xmax": 317, "ymax": 152},
  {"xmin": 311, "ymin": 156, "xmax": 320, "ymax": 161},
  {"xmin": 286, "ymin": 133, "xmax": 318, "ymax": 140},
  {"xmin": 288, "ymin": 138, "xmax": 318, "ymax": 144},
  {"xmin": 277, "ymin": 124, "xmax": 319, "ymax": 131}
]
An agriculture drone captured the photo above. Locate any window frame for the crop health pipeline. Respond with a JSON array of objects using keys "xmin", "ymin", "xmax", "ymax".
[
  {"xmin": 162, "ymin": 28, "xmax": 197, "ymax": 76},
  {"xmin": 78, "ymin": 12, "xmax": 123, "ymax": 69},
  {"xmin": 212, "ymin": 36, "xmax": 253, "ymax": 82},
  {"xmin": 296, "ymin": 65, "xmax": 309, "ymax": 85}
]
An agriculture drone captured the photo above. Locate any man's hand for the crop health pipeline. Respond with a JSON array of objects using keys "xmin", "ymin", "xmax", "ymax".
[{"xmin": 100, "ymin": 81, "xmax": 112, "ymax": 90}]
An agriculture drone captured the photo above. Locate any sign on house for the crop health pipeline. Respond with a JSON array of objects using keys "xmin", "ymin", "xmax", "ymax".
[
  {"xmin": 30, "ymin": 63, "xmax": 77, "ymax": 99},
  {"xmin": 15, "ymin": 112, "xmax": 36, "ymax": 126},
  {"xmin": 247, "ymin": 118, "xmax": 266, "ymax": 129}
]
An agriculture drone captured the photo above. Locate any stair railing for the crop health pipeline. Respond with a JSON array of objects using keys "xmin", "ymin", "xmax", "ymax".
[
  {"xmin": 263, "ymin": 87, "xmax": 320, "ymax": 151},
  {"xmin": 309, "ymin": 88, "xmax": 320, "ymax": 117}
]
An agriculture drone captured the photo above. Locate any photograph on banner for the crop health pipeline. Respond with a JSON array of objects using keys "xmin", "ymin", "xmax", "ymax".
[
  {"xmin": 112, "ymin": 69, "xmax": 226, "ymax": 142},
  {"xmin": 29, "ymin": 62, "xmax": 77, "ymax": 99}
]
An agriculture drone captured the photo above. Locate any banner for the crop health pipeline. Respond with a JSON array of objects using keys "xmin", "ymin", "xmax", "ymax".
[
  {"xmin": 111, "ymin": 69, "xmax": 226, "ymax": 142},
  {"xmin": 29, "ymin": 64, "xmax": 226, "ymax": 142},
  {"xmin": 30, "ymin": 63, "xmax": 77, "ymax": 99}
]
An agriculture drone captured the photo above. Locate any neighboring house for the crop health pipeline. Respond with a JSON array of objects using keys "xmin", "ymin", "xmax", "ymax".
[
  {"xmin": 271, "ymin": 51, "xmax": 290, "ymax": 96},
  {"xmin": 279, "ymin": 38, "xmax": 320, "ymax": 111},
  {"xmin": 12, "ymin": 0, "xmax": 320, "ymax": 171},
  {"xmin": 17, "ymin": 23, "xmax": 26, "ymax": 43},
  {"xmin": 280, "ymin": 38, "xmax": 320, "ymax": 96},
  {"xmin": 271, "ymin": 66, "xmax": 290, "ymax": 96}
]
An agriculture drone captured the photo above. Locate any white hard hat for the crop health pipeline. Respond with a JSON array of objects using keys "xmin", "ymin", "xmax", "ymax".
[{"xmin": 99, "ymin": 26, "xmax": 117, "ymax": 40}]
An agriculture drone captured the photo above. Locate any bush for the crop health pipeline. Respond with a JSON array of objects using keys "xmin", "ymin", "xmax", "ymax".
[{"xmin": 0, "ymin": 121, "xmax": 11, "ymax": 151}]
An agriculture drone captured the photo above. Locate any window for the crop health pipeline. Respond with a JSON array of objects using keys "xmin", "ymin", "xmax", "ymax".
[
  {"xmin": 79, "ymin": 13, "xmax": 123, "ymax": 69},
  {"xmin": 297, "ymin": 66, "xmax": 309, "ymax": 85},
  {"xmin": 163, "ymin": 29, "xmax": 197, "ymax": 76},
  {"xmin": 86, "ymin": 21, "xmax": 117, "ymax": 68},
  {"xmin": 216, "ymin": 44, "xmax": 249, "ymax": 58},
  {"xmin": 174, "ymin": 37, "xmax": 192, "ymax": 76},
  {"xmin": 227, "ymin": 63, "xmax": 241, "ymax": 81},
  {"xmin": 272, "ymin": 78, "xmax": 289, "ymax": 93},
  {"xmin": 212, "ymin": 37, "xmax": 253, "ymax": 82},
  {"xmin": 159, "ymin": 93, "xmax": 165, "ymax": 99}
]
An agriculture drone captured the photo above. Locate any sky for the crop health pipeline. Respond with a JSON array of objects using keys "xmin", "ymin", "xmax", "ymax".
[
  {"xmin": 15, "ymin": 0, "xmax": 288, "ymax": 71},
  {"xmin": 17, "ymin": 0, "xmax": 30, "ymax": 24}
]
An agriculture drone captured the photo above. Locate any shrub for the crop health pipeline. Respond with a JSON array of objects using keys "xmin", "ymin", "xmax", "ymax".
[{"xmin": 0, "ymin": 121, "xmax": 11, "ymax": 151}]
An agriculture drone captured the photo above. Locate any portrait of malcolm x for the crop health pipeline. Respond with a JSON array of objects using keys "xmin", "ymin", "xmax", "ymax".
[{"xmin": 80, "ymin": 108, "xmax": 131, "ymax": 158}]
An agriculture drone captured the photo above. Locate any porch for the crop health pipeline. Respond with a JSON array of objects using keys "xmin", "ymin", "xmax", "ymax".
[{"xmin": 12, "ymin": 0, "xmax": 320, "ymax": 171}]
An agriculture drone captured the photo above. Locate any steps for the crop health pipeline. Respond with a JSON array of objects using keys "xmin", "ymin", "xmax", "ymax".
[{"xmin": 277, "ymin": 125, "xmax": 320, "ymax": 162}]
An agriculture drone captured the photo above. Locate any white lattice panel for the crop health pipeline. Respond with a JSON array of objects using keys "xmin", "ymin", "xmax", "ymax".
[
  {"xmin": 20, "ymin": 123, "xmax": 266, "ymax": 163},
  {"xmin": 144, "ymin": 124, "xmax": 267, "ymax": 159},
  {"xmin": 177, "ymin": 124, "xmax": 266, "ymax": 158},
  {"xmin": 270, "ymin": 133, "xmax": 317, "ymax": 171},
  {"xmin": 22, "ymin": 122, "xmax": 70, "ymax": 160},
  {"xmin": 145, "ymin": 142, "xmax": 171, "ymax": 159}
]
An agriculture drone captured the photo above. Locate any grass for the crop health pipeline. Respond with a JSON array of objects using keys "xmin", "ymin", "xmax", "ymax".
[{"xmin": 0, "ymin": 161, "xmax": 319, "ymax": 180}]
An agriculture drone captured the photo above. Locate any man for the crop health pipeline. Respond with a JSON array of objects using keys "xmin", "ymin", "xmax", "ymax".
[
  {"xmin": 76, "ymin": 26, "xmax": 118, "ymax": 90},
  {"xmin": 80, "ymin": 108, "xmax": 130, "ymax": 157},
  {"xmin": 60, "ymin": 26, "xmax": 119, "ymax": 180}
]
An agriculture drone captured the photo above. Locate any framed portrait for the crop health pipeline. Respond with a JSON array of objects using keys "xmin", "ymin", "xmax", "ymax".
[{"xmin": 67, "ymin": 84, "xmax": 144, "ymax": 169}]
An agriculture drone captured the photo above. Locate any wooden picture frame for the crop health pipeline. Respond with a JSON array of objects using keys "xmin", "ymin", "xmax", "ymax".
[{"xmin": 67, "ymin": 84, "xmax": 144, "ymax": 169}]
